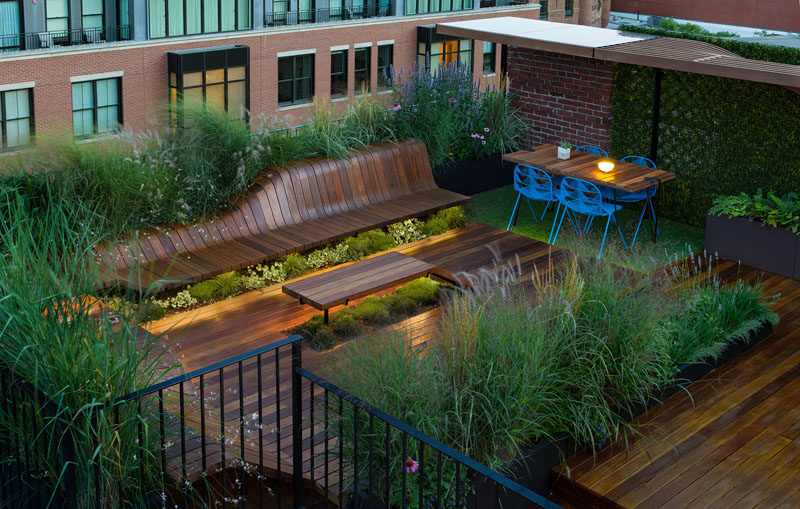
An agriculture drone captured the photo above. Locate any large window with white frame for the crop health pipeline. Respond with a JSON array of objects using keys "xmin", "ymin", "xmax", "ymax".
[
  {"xmin": 377, "ymin": 44, "xmax": 393, "ymax": 90},
  {"xmin": 72, "ymin": 78, "xmax": 121, "ymax": 138},
  {"xmin": 354, "ymin": 47, "xmax": 370, "ymax": 95},
  {"xmin": 45, "ymin": 0, "xmax": 69, "ymax": 33},
  {"xmin": 149, "ymin": 0, "xmax": 251, "ymax": 38},
  {"xmin": 1, "ymin": 87, "xmax": 32, "ymax": 149},
  {"xmin": 330, "ymin": 49, "xmax": 347, "ymax": 98}
]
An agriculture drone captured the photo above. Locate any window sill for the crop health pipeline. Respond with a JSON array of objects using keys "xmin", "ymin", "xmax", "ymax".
[
  {"xmin": 277, "ymin": 101, "xmax": 313, "ymax": 111},
  {"xmin": 377, "ymin": 89, "xmax": 392, "ymax": 95},
  {"xmin": 75, "ymin": 131, "xmax": 124, "ymax": 144},
  {"xmin": 483, "ymin": 73, "xmax": 496, "ymax": 78},
  {"xmin": 331, "ymin": 95, "xmax": 349, "ymax": 102}
]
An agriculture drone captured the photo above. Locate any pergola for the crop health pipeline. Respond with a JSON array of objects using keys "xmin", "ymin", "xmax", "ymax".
[{"xmin": 436, "ymin": 17, "xmax": 800, "ymax": 160}]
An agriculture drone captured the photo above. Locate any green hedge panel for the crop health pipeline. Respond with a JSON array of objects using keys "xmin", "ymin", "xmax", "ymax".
[{"xmin": 610, "ymin": 59, "xmax": 800, "ymax": 226}]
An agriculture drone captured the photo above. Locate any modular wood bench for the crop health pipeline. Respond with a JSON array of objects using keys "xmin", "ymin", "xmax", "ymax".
[
  {"xmin": 97, "ymin": 139, "xmax": 470, "ymax": 290},
  {"xmin": 282, "ymin": 251, "xmax": 453, "ymax": 322}
]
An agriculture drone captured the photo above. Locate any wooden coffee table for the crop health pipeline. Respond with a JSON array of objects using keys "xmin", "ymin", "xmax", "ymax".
[{"xmin": 282, "ymin": 252, "xmax": 449, "ymax": 323}]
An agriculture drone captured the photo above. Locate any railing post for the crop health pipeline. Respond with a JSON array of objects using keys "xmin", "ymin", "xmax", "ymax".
[{"xmin": 292, "ymin": 341, "xmax": 304, "ymax": 509}]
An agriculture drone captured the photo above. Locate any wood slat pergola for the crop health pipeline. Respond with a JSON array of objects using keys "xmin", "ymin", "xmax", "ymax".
[{"xmin": 436, "ymin": 17, "xmax": 800, "ymax": 88}]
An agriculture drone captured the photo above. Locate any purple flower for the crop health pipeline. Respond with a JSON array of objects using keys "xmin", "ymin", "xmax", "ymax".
[
  {"xmin": 405, "ymin": 459, "xmax": 419, "ymax": 473},
  {"xmin": 448, "ymin": 97, "xmax": 457, "ymax": 104},
  {"xmin": 391, "ymin": 104, "xmax": 401, "ymax": 111},
  {"xmin": 484, "ymin": 127, "xmax": 490, "ymax": 132},
  {"xmin": 479, "ymin": 135, "xmax": 485, "ymax": 140}
]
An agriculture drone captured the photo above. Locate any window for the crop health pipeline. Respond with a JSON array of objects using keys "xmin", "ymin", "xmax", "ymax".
[
  {"xmin": 354, "ymin": 47, "xmax": 370, "ymax": 95},
  {"xmin": 564, "ymin": 0, "xmax": 572, "ymax": 17},
  {"xmin": 405, "ymin": 0, "xmax": 471, "ymax": 15},
  {"xmin": 482, "ymin": 41, "xmax": 495, "ymax": 75},
  {"xmin": 149, "ymin": 0, "xmax": 251, "ymax": 38},
  {"xmin": 430, "ymin": 39, "xmax": 472, "ymax": 72},
  {"xmin": 46, "ymin": 0, "xmax": 69, "ymax": 33},
  {"xmin": 268, "ymin": 0, "xmax": 288, "ymax": 25},
  {"xmin": 377, "ymin": 44, "xmax": 393, "ymax": 90},
  {"xmin": 278, "ymin": 53, "xmax": 314, "ymax": 106},
  {"xmin": 539, "ymin": 0, "xmax": 547, "ymax": 19},
  {"xmin": 82, "ymin": 0, "xmax": 103, "ymax": 32},
  {"xmin": 72, "ymin": 78, "xmax": 121, "ymax": 137},
  {"xmin": 1, "ymin": 88, "xmax": 32, "ymax": 149},
  {"xmin": 168, "ymin": 45, "xmax": 249, "ymax": 124},
  {"xmin": 0, "ymin": 0, "xmax": 22, "ymax": 50},
  {"xmin": 298, "ymin": 0, "xmax": 314, "ymax": 23},
  {"xmin": 330, "ymin": 50, "xmax": 347, "ymax": 98}
]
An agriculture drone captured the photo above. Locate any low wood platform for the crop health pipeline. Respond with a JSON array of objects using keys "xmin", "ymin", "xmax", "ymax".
[
  {"xmin": 282, "ymin": 251, "xmax": 449, "ymax": 323},
  {"xmin": 552, "ymin": 262, "xmax": 800, "ymax": 508}
]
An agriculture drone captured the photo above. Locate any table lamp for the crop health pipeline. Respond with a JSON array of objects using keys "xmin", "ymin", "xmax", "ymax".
[{"xmin": 598, "ymin": 160, "xmax": 615, "ymax": 173}]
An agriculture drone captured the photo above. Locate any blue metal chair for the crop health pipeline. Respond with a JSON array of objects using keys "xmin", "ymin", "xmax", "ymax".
[
  {"xmin": 507, "ymin": 164, "xmax": 560, "ymax": 231},
  {"xmin": 575, "ymin": 145, "xmax": 609, "ymax": 157},
  {"xmin": 552, "ymin": 177, "xmax": 628, "ymax": 258},
  {"xmin": 600, "ymin": 155, "xmax": 659, "ymax": 247}
]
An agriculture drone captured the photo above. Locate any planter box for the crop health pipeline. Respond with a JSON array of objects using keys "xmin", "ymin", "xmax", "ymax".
[
  {"xmin": 479, "ymin": 320, "xmax": 774, "ymax": 500},
  {"xmin": 433, "ymin": 154, "xmax": 515, "ymax": 196},
  {"xmin": 705, "ymin": 214, "xmax": 800, "ymax": 280}
]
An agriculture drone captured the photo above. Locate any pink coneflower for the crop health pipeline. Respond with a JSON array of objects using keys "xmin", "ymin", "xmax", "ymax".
[
  {"xmin": 484, "ymin": 127, "xmax": 490, "ymax": 132},
  {"xmin": 481, "ymin": 141, "xmax": 486, "ymax": 145},
  {"xmin": 448, "ymin": 97, "xmax": 457, "ymax": 104},
  {"xmin": 391, "ymin": 104, "xmax": 402, "ymax": 111},
  {"xmin": 404, "ymin": 458, "xmax": 419, "ymax": 473}
]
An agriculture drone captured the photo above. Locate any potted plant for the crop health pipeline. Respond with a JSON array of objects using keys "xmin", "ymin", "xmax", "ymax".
[{"xmin": 558, "ymin": 141, "xmax": 572, "ymax": 160}]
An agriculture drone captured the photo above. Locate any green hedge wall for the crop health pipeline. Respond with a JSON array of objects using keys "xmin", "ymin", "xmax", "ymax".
[{"xmin": 610, "ymin": 28, "xmax": 800, "ymax": 226}]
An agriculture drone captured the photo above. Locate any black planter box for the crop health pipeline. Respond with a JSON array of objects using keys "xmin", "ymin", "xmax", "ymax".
[
  {"xmin": 433, "ymin": 154, "xmax": 515, "ymax": 196},
  {"xmin": 705, "ymin": 214, "xmax": 800, "ymax": 280},
  {"xmin": 479, "ymin": 320, "xmax": 774, "ymax": 501}
]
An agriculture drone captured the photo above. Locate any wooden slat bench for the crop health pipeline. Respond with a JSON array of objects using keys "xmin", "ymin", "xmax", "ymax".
[
  {"xmin": 97, "ymin": 139, "xmax": 470, "ymax": 290},
  {"xmin": 282, "ymin": 251, "xmax": 452, "ymax": 323}
]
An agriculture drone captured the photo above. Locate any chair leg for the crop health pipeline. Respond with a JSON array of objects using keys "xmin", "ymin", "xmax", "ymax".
[
  {"xmin": 598, "ymin": 215, "xmax": 612, "ymax": 259},
  {"xmin": 611, "ymin": 213, "xmax": 628, "ymax": 250},
  {"xmin": 507, "ymin": 193, "xmax": 522, "ymax": 231},
  {"xmin": 540, "ymin": 201, "xmax": 551, "ymax": 222},
  {"xmin": 526, "ymin": 198, "xmax": 539, "ymax": 224},
  {"xmin": 584, "ymin": 216, "xmax": 595, "ymax": 235},
  {"xmin": 551, "ymin": 205, "xmax": 569, "ymax": 245},
  {"xmin": 629, "ymin": 201, "xmax": 648, "ymax": 248},
  {"xmin": 649, "ymin": 197, "xmax": 660, "ymax": 237},
  {"xmin": 548, "ymin": 203, "xmax": 561, "ymax": 244}
]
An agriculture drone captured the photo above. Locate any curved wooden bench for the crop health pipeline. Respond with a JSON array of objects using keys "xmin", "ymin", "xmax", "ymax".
[{"xmin": 99, "ymin": 139, "xmax": 470, "ymax": 290}]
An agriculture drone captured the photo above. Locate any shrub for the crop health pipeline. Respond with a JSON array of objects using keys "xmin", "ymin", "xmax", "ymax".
[
  {"xmin": 709, "ymin": 190, "xmax": 800, "ymax": 233},
  {"xmin": 422, "ymin": 217, "xmax": 449, "ymax": 237},
  {"xmin": 396, "ymin": 277, "xmax": 440, "ymax": 305},
  {"xmin": 345, "ymin": 230, "xmax": 397, "ymax": 259},
  {"xmin": 352, "ymin": 296, "xmax": 392, "ymax": 325},
  {"xmin": 388, "ymin": 219, "xmax": 426, "ymax": 245},
  {"xmin": 309, "ymin": 325, "xmax": 337, "ymax": 350},
  {"xmin": 213, "ymin": 271, "xmax": 243, "ymax": 299},
  {"xmin": 331, "ymin": 309, "xmax": 362, "ymax": 337},
  {"xmin": 282, "ymin": 253, "xmax": 311, "ymax": 279},
  {"xmin": 383, "ymin": 294, "xmax": 417, "ymax": 316},
  {"xmin": 169, "ymin": 289, "xmax": 198, "ymax": 309},
  {"xmin": 188, "ymin": 279, "xmax": 218, "ymax": 303},
  {"xmin": 434, "ymin": 206, "xmax": 469, "ymax": 229}
]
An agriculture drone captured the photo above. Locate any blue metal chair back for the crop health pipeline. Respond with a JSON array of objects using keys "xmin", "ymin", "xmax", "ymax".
[
  {"xmin": 621, "ymin": 155, "xmax": 657, "ymax": 168},
  {"xmin": 513, "ymin": 164, "xmax": 556, "ymax": 202},
  {"xmin": 575, "ymin": 145, "xmax": 609, "ymax": 157},
  {"xmin": 559, "ymin": 177, "xmax": 606, "ymax": 217}
]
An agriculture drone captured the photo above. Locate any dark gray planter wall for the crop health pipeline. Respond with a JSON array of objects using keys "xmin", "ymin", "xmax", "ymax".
[
  {"xmin": 433, "ymin": 154, "xmax": 515, "ymax": 196},
  {"xmin": 705, "ymin": 214, "xmax": 800, "ymax": 280}
]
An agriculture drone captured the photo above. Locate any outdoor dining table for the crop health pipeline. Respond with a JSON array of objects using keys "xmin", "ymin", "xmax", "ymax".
[{"xmin": 503, "ymin": 144, "xmax": 677, "ymax": 241}]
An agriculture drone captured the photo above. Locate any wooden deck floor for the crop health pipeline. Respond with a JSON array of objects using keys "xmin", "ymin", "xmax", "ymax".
[
  {"xmin": 552, "ymin": 261, "xmax": 800, "ymax": 509},
  {"xmin": 145, "ymin": 223, "xmax": 564, "ymax": 502}
]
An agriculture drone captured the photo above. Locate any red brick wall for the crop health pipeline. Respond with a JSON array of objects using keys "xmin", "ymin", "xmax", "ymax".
[
  {"xmin": 508, "ymin": 47, "xmax": 614, "ymax": 151},
  {"xmin": 613, "ymin": 0, "xmax": 800, "ymax": 33},
  {"xmin": 0, "ymin": 7, "xmax": 538, "ymax": 136}
]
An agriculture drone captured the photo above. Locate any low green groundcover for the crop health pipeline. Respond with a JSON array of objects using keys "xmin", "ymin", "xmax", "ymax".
[{"xmin": 296, "ymin": 277, "xmax": 443, "ymax": 350}]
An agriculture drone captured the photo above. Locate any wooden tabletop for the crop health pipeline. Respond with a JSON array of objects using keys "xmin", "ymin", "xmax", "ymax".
[
  {"xmin": 282, "ymin": 252, "xmax": 439, "ymax": 311},
  {"xmin": 503, "ymin": 144, "xmax": 676, "ymax": 193}
]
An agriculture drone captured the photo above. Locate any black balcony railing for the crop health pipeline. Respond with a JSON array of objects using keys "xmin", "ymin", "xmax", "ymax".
[
  {"xmin": 265, "ymin": 4, "xmax": 392, "ymax": 26},
  {"xmin": 0, "ymin": 25, "xmax": 130, "ymax": 53},
  {"xmin": 0, "ymin": 335, "xmax": 560, "ymax": 508}
]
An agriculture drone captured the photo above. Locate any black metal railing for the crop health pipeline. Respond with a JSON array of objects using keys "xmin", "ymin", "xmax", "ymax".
[
  {"xmin": 265, "ymin": 4, "xmax": 392, "ymax": 26},
  {"xmin": 0, "ymin": 25, "xmax": 130, "ymax": 53},
  {"xmin": 0, "ymin": 335, "xmax": 560, "ymax": 507}
]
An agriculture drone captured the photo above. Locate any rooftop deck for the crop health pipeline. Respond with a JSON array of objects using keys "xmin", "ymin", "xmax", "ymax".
[{"xmin": 552, "ymin": 261, "xmax": 800, "ymax": 508}]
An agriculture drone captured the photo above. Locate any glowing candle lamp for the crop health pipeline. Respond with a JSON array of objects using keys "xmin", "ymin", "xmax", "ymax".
[{"xmin": 598, "ymin": 160, "xmax": 615, "ymax": 173}]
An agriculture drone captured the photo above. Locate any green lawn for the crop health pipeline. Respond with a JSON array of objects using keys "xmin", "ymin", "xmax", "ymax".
[{"xmin": 466, "ymin": 185, "xmax": 705, "ymax": 271}]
